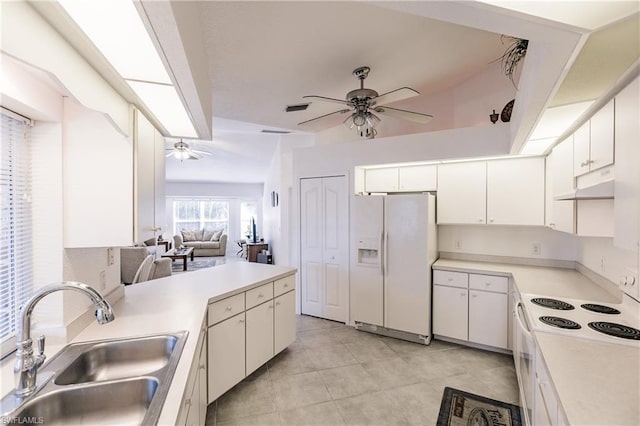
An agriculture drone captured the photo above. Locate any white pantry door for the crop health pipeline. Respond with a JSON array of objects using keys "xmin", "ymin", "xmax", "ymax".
[{"xmin": 300, "ymin": 176, "xmax": 348, "ymax": 322}]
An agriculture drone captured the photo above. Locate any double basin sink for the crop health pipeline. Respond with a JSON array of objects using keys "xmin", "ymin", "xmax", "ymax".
[{"xmin": 1, "ymin": 331, "xmax": 188, "ymax": 425}]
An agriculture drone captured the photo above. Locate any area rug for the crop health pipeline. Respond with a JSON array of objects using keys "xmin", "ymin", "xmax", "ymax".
[
  {"xmin": 437, "ymin": 387, "xmax": 522, "ymax": 426},
  {"xmin": 170, "ymin": 256, "xmax": 243, "ymax": 273}
]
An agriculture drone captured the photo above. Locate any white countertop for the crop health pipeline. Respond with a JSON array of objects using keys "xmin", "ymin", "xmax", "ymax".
[
  {"xmin": 1, "ymin": 262, "xmax": 296, "ymax": 425},
  {"xmin": 433, "ymin": 258, "xmax": 640, "ymax": 426}
]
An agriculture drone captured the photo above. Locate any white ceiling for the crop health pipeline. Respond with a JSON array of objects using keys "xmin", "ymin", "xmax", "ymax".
[{"xmin": 32, "ymin": 1, "xmax": 639, "ymax": 184}]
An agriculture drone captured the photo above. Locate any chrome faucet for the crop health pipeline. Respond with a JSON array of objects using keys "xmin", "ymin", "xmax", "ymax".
[{"xmin": 13, "ymin": 281, "xmax": 115, "ymax": 397}]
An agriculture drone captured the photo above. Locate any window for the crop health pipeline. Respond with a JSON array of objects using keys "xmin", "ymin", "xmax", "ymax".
[
  {"xmin": 240, "ymin": 201, "xmax": 258, "ymax": 238},
  {"xmin": 1, "ymin": 109, "xmax": 33, "ymax": 357},
  {"xmin": 173, "ymin": 199, "xmax": 229, "ymax": 234}
]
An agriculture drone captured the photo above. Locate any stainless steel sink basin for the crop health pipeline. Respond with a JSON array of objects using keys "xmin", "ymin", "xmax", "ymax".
[
  {"xmin": 14, "ymin": 377, "xmax": 158, "ymax": 426},
  {"xmin": 1, "ymin": 331, "xmax": 188, "ymax": 425},
  {"xmin": 55, "ymin": 334, "xmax": 179, "ymax": 385}
]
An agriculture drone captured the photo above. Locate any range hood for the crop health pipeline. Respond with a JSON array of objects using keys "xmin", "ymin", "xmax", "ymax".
[{"xmin": 554, "ymin": 179, "xmax": 614, "ymax": 200}]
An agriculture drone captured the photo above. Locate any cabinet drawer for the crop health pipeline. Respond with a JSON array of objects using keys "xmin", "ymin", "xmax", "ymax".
[
  {"xmin": 274, "ymin": 275, "xmax": 295, "ymax": 297},
  {"xmin": 469, "ymin": 274, "xmax": 508, "ymax": 293},
  {"xmin": 246, "ymin": 282, "xmax": 274, "ymax": 309},
  {"xmin": 433, "ymin": 270, "xmax": 468, "ymax": 288},
  {"xmin": 208, "ymin": 293, "xmax": 245, "ymax": 326}
]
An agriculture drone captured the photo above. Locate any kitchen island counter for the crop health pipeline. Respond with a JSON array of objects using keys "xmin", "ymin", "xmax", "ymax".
[{"xmin": 0, "ymin": 261, "xmax": 296, "ymax": 425}]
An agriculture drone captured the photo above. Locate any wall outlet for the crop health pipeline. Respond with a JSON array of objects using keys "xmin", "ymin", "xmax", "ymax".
[
  {"xmin": 531, "ymin": 242, "xmax": 541, "ymax": 256},
  {"xmin": 455, "ymin": 240, "xmax": 463, "ymax": 250},
  {"xmin": 107, "ymin": 247, "xmax": 114, "ymax": 266},
  {"xmin": 600, "ymin": 256, "xmax": 606, "ymax": 273}
]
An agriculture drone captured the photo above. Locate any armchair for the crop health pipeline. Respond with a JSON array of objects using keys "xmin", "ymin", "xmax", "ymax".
[{"xmin": 120, "ymin": 247, "xmax": 172, "ymax": 285}]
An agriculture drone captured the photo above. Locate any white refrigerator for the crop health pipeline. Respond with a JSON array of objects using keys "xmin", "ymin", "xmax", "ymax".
[{"xmin": 350, "ymin": 193, "xmax": 437, "ymax": 340}]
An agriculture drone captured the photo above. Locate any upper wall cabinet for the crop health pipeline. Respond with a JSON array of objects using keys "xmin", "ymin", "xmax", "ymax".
[
  {"xmin": 437, "ymin": 162, "xmax": 487, "ymax": 225},
  {"xmin": 63, "ymin": 98, "xmax": 133, "ymax": 248},
  {"xmin": 573, "ymin": 99, "xmax": 615, "ymax": 177},
  {"xmin": 613, "ymin": 75, "xmax": 639, "ymax": 252},
  {"xmin": 487, "ymin": 157, "xmax": 545, "ymax": 226},
  {"xmin": 437, "ymin": 157, "xmax": 545, "ymax": 226},
  {"xmin": 364, "ymin": 165, "xmax": 437, "ymax": 193},
  {"xmin": 545, "ymin": 137, "xmax": 575, "ymax": 234}
]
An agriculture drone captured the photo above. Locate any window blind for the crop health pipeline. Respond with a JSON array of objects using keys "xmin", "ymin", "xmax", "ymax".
[{"xmin": 0, "ymin": 108, "xmax": 33, "ymax": 358}]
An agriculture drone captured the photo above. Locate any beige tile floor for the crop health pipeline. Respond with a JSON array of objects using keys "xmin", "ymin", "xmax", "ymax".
[{"xmin": 206, "ymin": 315, "xmax": 519, "ymax": 426}]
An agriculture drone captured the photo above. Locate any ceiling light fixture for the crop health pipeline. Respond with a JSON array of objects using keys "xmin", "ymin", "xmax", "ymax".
[
  {"xmin": 166, "ymin": 140, "xmax": 212, "ymax": 161},
  {"xmin": 58, "ymin": 0, "xmax": 197, "ymax": 138},
  {"xmin": 344, "ymin": 110, "xmax": 380, "ymax": 139}
]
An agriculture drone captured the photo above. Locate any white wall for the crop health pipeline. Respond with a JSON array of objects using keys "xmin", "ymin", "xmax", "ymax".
[
  {"xmin": 439, "ymin": 225, "xmax": 578, "ymax": 261},
  {"xmin": 578, "ymin": 237, "xmax": 637, "ymax": 288}
]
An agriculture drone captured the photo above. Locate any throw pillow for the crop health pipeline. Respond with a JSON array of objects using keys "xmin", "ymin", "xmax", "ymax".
[
  {"xmin": 194, "ymin": 228, "xmax": 205, "ymax": 241},
  {"xmin": 181, "ymin": 229, "xmax": 197, "ymax": 242},
  {"xmin": 212, "ymin": 228, "xmax": 224, "ymax": 242},
  {"xmin": 203, "ymin": 228, "xmax": 215, "ymax": 241}
]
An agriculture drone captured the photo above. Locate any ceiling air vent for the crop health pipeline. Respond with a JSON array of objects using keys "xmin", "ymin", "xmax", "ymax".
[
  {"xmin": 261, "ymin": 129, "xmax": 291, "ymax": 134},
  {"xmin": 285, "ymin": 103, "xmax": 310, "ymax": 112}
]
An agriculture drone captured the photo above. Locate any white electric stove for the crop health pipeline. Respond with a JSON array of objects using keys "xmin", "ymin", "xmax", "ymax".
[{"xmin": 521, "ymin": 293, "xmax": 640, "ymax": 347}]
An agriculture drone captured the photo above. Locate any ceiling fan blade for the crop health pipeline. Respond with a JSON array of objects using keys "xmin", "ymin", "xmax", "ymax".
[
  {"xmin": 371, "ymin": 87, "xmax": 419, "ymax": 107},
  {"xmin": 187, "ymin": 150, "xmax": 202, "ymax": 160},
  {"xmin": 191, "ymin": 149, "xmax": 213, "ymax": 156},
  {"xmin": 302, "ymin": 95, "xmax": 349, "ymax": 106},
  {"xmin": 298, "ymin": 109, "xmax": 352, "ymax": 131},
  {"xmin": 374, "ymin": 106, "xmax": 433, "ymax": 124}
]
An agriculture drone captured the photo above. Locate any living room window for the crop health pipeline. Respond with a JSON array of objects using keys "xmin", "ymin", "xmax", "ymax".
[
  {"xmin": 0, "ymin": 108, "xmax": 34, "ymax": 357},
  {"xmin": 173, "ymin": 199, "xmax": 229, "ymax": 234}
]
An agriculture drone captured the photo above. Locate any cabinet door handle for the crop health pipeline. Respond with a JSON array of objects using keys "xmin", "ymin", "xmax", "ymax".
[
  {"xmin": 460, "ymin": 292, "xmax": 466, "ymax": 296},
  {"xmin": 485, "ymin": 282, "xmax": 491, "ymax": 286},
  {"xmin": 472, "ymin": 294, "xmax": 477, "ymax": 298},
  {"xmin": 276, "ymin": 302, "xmax": 281, "ymax": 306},
  {"xmin": 549, "ymin": 223, "xmax": 556, "ymax": 227},
  {"xmin": 226, "ymin": 306, "xmax": 232, "ymax": 311},
  {"xmin": 269, "ymin": 304, "xmax": 274, "ymax": 309},
  {"xmin": 489, "ymin": 219, "xmax": 494, "ymax": 223},
  {"xmin": 447, "ymin": 278, "xmax": 453, "ymax": 282},
  {"xmin": 478, "ymin": 218, "xmax": 483, "ymax": 223},
  {"xmin": 258, "ymin": 293, "xmax": 264, "ymax": 298},
  {"xmin": 284, "ymin": 283, "xmax": 288, "ymax": 288},
  {"xmin": 185, "ymin": 399, "xmax": 191, "ymax": 407},
  {"xmin": 239, "ymin": 319, "xmax": 245, "ymax": 323}
]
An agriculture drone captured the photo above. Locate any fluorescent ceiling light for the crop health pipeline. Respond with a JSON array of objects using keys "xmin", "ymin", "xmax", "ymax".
[
  {"xmin": 58, "ymin": 0, "xmax": 199, "ymax": 138},
  {"xmin": 128, "ymin": 81, "xmax": 197, "ymax": 138},
  {"xmin": 522, "ymin": 101, "xmax": 594, "ymax": 155},
  {"xmin": 58, "ymin": 0, "xmax": 171, "ymax": 84}
]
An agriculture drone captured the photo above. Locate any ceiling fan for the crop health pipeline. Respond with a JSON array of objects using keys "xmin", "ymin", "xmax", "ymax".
[
  {"xmin": 298, "ymin": 66, "xmax": 433, "ymax": 139},
  {"xmin": 165, "ymin": 140, "xmax": 213, "ymax": 161}
]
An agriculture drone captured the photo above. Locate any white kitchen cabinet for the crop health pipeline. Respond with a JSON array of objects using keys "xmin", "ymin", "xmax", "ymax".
[
  {"xmin": 437, "ymin": 162, "xmax": 487, "ymax": 224},
  {"xmin": 433, "ymin": 284, "xmax": 468, "ymax": 341},
  {"xmin": 469, "ymin": 290, "xmax": 508, "ymax": 348},
  {"xmin": 573, "ymin": 99, "xmax": 615, "ymax": 177},
  {"xmin": 180, "ymin": 327, "xmax": 208, "ymax": 426},
  {"xmin": 208, "ymin": 313, "xmax": 246, "ymax": 403},
  {"xmin": 534, "ymin": 348, "xmax": 568, "ymax": 426},
  {"xmin": 62, "ymin": 98, "xmax": 133, "ymax": 247},
  {"xmin": 246, "ymin": 301, "xmax": 274, "ymax": 376},
  {"xmin": 398, "ymin": 165, "xmax": 437, "ymax": 192},
  {"xmin": 364, "ymin": 167, "xmax": 398, "ymax": 192},
  {"xmin": 274, "ymin": 290, "xmax": 296, "ymax": 355},
  {"xmin": 487, "ymin": 157, "xmax": 545, "ymax": 226},
  {"xmin": 614, "ymin": 75, "xmax": 640, "ymax": 253},
  {"xmin": 434, "ymin": 270, "xmax": 509, "ymax": 350},
  {"xmin": 207, "ymin": 274, "xmax": 297, "ymax": 403},
  {"xmin": 546, "ymin": 137, "xmax": 575, "ymax": 233}
]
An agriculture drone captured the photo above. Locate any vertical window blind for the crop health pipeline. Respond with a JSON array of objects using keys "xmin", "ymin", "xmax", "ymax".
[{"xmin": 0, "ymin": 108, "xmax": 33, "ymax": 358}]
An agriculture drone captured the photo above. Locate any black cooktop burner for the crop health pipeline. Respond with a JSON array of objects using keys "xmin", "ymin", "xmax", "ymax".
[
  {"xmin": 531, "ymin": 298, "xmax": 575, "ymax": 310},
  {"xmin": 539, "ymin": 316, "xmax": 581, "ymax": 330},
  {"xmin": 588, "ymin": 322, "xmax": 640, "ymax": 340},
  {"xmin": 581, "ymin": 304, "xmax": 621, "ymax": 315}
]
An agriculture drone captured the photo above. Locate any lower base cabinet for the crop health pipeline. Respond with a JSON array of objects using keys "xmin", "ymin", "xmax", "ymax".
[
  {"xmin": 275, "ymin": 290, "xmax": 296, "ymax": 354},
  {"xmin": 433, "ymin": 270, "xmax": 509, "ymax": 350},
  {"xmin": 207, "ymin": 275, "xmax": 297, "ymax": 404},
  {"xmin": 208, "ymin": 313, "xmax": 246, "ymax": 402},
  {"xmin": 246, "ymin": 301, "xmax": 275, "ymax": 375},
  {"xmin": 179, "ymin": 327, "xmax": 208, "ymax": 426}
]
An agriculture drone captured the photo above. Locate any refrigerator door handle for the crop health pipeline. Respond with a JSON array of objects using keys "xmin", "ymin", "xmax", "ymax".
[
  {"xmin": 383, "ymin": 231, "xmax": 389, "ymax": 277},
  {"xmin": 380, "ymin": 231, "xmax": 385, "ymax": 276}
]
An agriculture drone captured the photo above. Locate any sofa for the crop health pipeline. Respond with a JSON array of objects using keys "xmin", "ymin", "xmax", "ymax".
[
  {"xmin": 120, "ymin": 247, "xmax": 172, "ymax": 285},
  {"xmin": 174, "ymin": 228, "xmax": 228, "ymax": 257}
]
